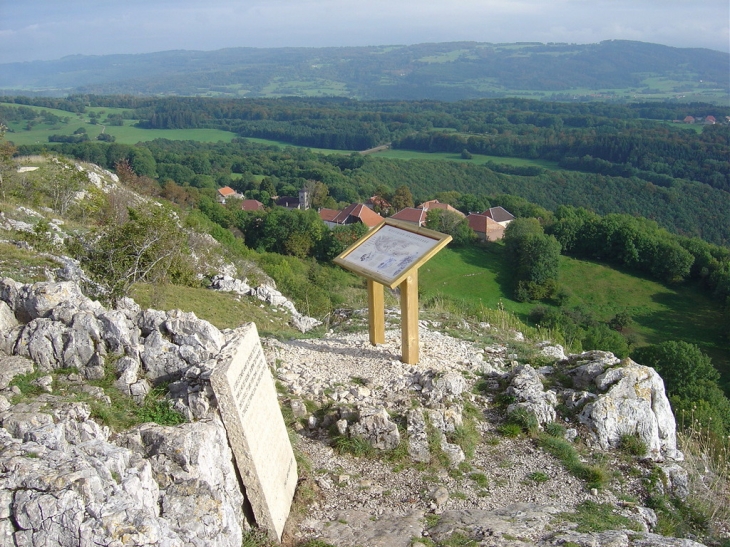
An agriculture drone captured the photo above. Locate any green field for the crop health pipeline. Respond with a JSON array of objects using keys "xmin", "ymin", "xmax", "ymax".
[
  {"xmin": 1, "ymin": 103, "xmax": 238, "ymax": 146},
  {"xmin": 419, "ymin": 244, "xmax": 729, "ymax": 382},
  {"xmin": 372, "ymin": 149, "xmax": 560, "ymax": 169}
]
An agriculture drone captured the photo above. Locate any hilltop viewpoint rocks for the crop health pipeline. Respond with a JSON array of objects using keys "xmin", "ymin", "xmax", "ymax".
[{"xmin": 0, "ymin": 278, "xmax": 713, "ymax": 546}]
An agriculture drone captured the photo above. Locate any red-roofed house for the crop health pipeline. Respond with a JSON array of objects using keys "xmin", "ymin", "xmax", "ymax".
[
  {"xmin": 390, "ymin": 207, "xmax": 428, "ymax": 227},
  {"xmin": 365, "ymin": 195, "xmax": 392, "ymax": 215},
  {"xmin": 217, "ymin": 186, "xmax": 241, "ymax": 203},
  {"xmin": 241, "ymin": 199, "xmax": 265, "ymax": 211},
  {"xmin": 319, "ymin": 208, "xmax": 341, "ymax": 228},
  {"xmin": 482, "ymin": 207, "xmax": 515, "ymax": 227},
  {"xmin": 417, "ymin": 199, "xmax": 465, "ymax": 217},
  {"xmin": 467, "ymin": 214, "xmax": 506, "ymax": 242},
  {"xmin": 329, "ymin": 203, "xmax": 384, "ymax": 229},
  {"xmin": 704, "ymin": 115, "xmax": 716, "ymax": 125},
  {"xmin": 683, "ymin": 116, "xmax": 695, "ymax": 124}
]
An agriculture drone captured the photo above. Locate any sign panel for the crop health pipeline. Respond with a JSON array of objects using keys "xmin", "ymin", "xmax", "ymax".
[{"xmin": 335, "ymin": 219, "xmax": 451, "ymax": 288}]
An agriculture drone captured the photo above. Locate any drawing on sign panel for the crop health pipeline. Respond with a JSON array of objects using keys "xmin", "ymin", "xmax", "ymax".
[{"xmin": 341, "ymin": 225, "xmax": 439, "ymax": 282}]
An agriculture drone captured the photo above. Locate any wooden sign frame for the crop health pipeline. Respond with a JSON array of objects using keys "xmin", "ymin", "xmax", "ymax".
[{"xmin": 334, "ymin": 219, "xmax": 452, "ymax": 363}]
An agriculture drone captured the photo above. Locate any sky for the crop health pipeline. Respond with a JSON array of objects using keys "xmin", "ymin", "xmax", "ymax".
[{"xmin": 0, "ymin": 0, "xmax": 728, "ymax": 64}]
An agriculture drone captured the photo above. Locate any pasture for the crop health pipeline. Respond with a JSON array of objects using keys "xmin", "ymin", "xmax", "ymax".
[{"xmin": 419, "ymin": 243, "xmax": 729, "ymax": 383}]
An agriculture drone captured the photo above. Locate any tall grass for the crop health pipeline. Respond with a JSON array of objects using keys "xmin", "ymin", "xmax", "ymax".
[{"xmin": 677, "ymin": 408, "xmax": 730, "ymax": 539}]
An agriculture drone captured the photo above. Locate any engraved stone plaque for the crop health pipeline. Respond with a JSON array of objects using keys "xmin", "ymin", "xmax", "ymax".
[{"xmin": 210, "ymin": 323, "xmax": 297, "ymax": 541}]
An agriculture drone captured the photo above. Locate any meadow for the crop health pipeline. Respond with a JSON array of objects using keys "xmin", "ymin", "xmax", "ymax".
[
  {"xmin": 419, "ymin": 243, "xmax": 729, "ymax": 383},
  {"xmin": 1, "ymin": 103, "xmax": 238, "ymax": 146}
]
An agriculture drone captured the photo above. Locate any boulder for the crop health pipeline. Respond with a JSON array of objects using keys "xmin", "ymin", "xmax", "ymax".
[
  {"xmin": 13, "ymin": 319, "xmax": 66, "ymax": 371},
  {"xmin": 210, "ymin": 274, "xmax": 251, "ymax": 296},
  {"xmin": 141, "ymin": 330, "xmax": 188, "ymax": 383},
  {"xmin": 0, "ymin": 355, "xmax": 34, "ymax": 390},
  {"xmin": 506, "ymin": 364, "xmax": 557, "ymax": 425},
  {"xmin": 0, "ymin": 300, "xmax": 18, "ymax": 333},
  {"xmin": 579, "ymin": 358, "xmax": 680, "ymax": 461},
  {"xmin": 16, "ymin": 281, "xmax": 91, "ymax": 323},
  {"xmin": 349, "ymin": 407, "xmax": 400, "ymax": 450},
  {"xmin": 406, "ymin": 408, "xmax": 431, "ymax": 463}
]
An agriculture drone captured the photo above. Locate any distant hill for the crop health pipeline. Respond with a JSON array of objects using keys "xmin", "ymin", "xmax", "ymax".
[{"xmin": 1, "ymin": 40, "xmax": 728, "ymax": 103}]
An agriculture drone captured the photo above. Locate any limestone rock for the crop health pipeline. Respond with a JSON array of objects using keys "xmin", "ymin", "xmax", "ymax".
[
  {"xmin": 659, "ymin": 463, "xmax": 690, "ymax": 500},
  {"xmin": 210, "ymin": 274, "xmax": 251, "ymax": 296},
  {"xmin": 0, "ymin": 300, "xmax": 18, "ymax": 333},
  {"xmin": 0, "ymin": 355, "xmax": 34, "ymax": 390},
  {"xmin": 290, "ymin": 312, "xmax": 322, "ymax": 333},
  {"xmin": 538, "ymin": 342, "xmax": 566, "ymax": 361},
  {"xmin": 317, "ymin": 510, "xmax": 424, "ymax": 547},
  {"xmin": 506, "ymin": 364, "xmax": 557, "ymax": 425},
  {"xmin": 121, "ymin": 418, "xmax": 246, "ymax": 546},
  {"xmin": 349, "ymin": 407, "xmax": 400, "ymax": 450},
  {"xmin": 16, "ymin": 281, "xmax": 91, "ymax": 323},
  {"xmin": 406, "ymin": 408, "xmax": 431, "ymax": 463},
  {"xmin": 141, "ymin": 330, "xmax": 188, "ymax": 383},
  {"xmin": 579, "ymin": 358, "xmax": 679, "ymax": 461}
]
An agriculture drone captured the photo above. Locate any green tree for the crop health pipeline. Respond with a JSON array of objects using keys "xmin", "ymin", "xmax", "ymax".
[
  {"xmin": 79, "ymin": 204, "xmax": 196, "ymax": 301},
  {"xmin": 631, "ymin": 341, "xmax": 719, "ymax": 397},
  {"xmin": 504, "ymin": 218, "xmax": 561, "ymax": 301},
  {"xmin": 390, "ymin": 185, "xmax": 414, "ymax": 211},
  {"xmin": 425, "ymin": 209, "xmax": 476, "ymax": 247},
  {"xmin": 42, "ymin": 157, "xmax": 88, "ymax": 216}
]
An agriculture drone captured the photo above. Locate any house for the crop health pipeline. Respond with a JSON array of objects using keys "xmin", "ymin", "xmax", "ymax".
[
  {"xmin": 683, "ymin": 116, "xmax": 695, "ymax": 124},
  {"xmin": 417, "ymin": 199, "xmax": 465, "ymax": 217},
  {"xmin": 482, "ymin": 206, "xmax": 515, "ymax": 227},
  {"xmin": 466, "ymin": 213, "xmax": 506, "ymax": 242},
  {"xmin": 318, "ymin": 208, "xmax": 342, "ymax": 228},
  {"xmin": 241, "ymin": 199, "xmax": 265, "ymax": 212},
  {"xmin": 390, "ymin": 207, "xmax": 428, "ymax": 227},
  {"xmin": 217, "ymin": 186, "xmax": 241, "ymax": 203},
  {"xmin": 704, "ymin": 115, "xmax": 716, "ymax": 125},
  {"xmin": 325, "ymin": 203, "xmax": 384, "ymax": 229},
  {"xmin": 365, "ymin": 195, "xmax": 392, "ymax": 215}
]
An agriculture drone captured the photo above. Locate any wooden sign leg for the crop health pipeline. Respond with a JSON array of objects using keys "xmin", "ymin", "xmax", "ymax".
[
  {"xmin": 400, "ymin": 270, "xmax": 419, "ymax": 364},
  {"xmin": 368, "ymin": 279, "xmax": 385, "ymax": 345}
]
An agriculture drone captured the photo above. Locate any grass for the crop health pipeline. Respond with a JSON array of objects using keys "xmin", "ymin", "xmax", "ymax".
[
  {"xmin": 537, "ymin": 434, "xmax": 609, "ymax": 490},
  {"xmin": 419, "ymin": 245, "xmax": 729, "ymax": 386},
  {"xmin": 528, "ymin": 471, "xmax": 550, "ymax": 483},
  {"xmin": 2, "ymin": 106, "xmax": 238, "ymax": 146},
  {"xmin": 331, "ymin": 435, "xmax": 375, "ymax": 458},
  {"xmin": 129, "ymin": 283, "xmax": 303, "ymax": 337},
  {"xmin": 618, "ymin": 433, "xmax": 648, "ymax": 458},
  {"xmin": 560, "ymin": 500, "xmax": 642, "ymax": 533},
  {"xmin": 0, "ymin": 241, "xmax": 63, "ymax": 283}
]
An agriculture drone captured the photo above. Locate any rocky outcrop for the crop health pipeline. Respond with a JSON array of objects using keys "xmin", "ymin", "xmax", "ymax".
[
  {"xmin": 505, "ymin": 364, "xmax": 557, "ymax": 426},
  {"xmin": 573, "ymin": 356, "xmax": 680, "ymax": 461},
  {"xmin": 0, "ymin": 279, "xmax": 254, "ymax": 546},
  {"xmin": 210, "ymin": 275, "xmax": 322, "ymax": 333},
  {"xmin": 0, "ymin": 277, "xmax": 705, "ymax": 547},
  {"xmin": 0, "ymin": 398, "xmax": 246, "ymax": 547}
]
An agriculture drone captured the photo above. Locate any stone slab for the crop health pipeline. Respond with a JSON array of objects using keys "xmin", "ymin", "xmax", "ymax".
[{"xmin": 210, "ymin": 323, "xmax": 297, "ymax": 541}]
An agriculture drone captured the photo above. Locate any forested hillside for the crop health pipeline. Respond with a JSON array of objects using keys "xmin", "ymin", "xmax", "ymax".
[
  {"xmin": 1, "ymin": 41, "xmax": 727, "ymax": 103},
  {"xmin": 4, "ymin": 95, "xmax": 729, "ymax": 245}
]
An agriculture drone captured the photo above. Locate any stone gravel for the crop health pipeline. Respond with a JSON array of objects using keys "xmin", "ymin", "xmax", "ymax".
[{"xmin": 266, "ymin": 324, "xmax": 650, "ymax": 546}]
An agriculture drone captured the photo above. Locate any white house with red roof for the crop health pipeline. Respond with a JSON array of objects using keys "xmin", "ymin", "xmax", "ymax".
[{"xmin": 216, "ymin": 186, "xmax": 241, "ymax": 203}]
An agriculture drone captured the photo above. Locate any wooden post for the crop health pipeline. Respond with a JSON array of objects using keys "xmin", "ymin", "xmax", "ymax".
[
  {"xmin": 400, "ymin": 269, "xmax": 419, "ymax": 364},
  {"xmin": 367, "ymin": 279, "xmax": 385, "ymax": 345}
]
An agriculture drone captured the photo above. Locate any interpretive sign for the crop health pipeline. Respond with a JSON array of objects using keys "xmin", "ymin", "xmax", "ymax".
[
  {"xmin": 334, "ymin": 219, "xmax": 451, "ymax": 363},
  {"xmin": 336, "ymin": 221, "xmax": 450, "ymax": 289},
  {"xmin": 210, "ymin": 323, "xmax": 297, "ymax": 542}
]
